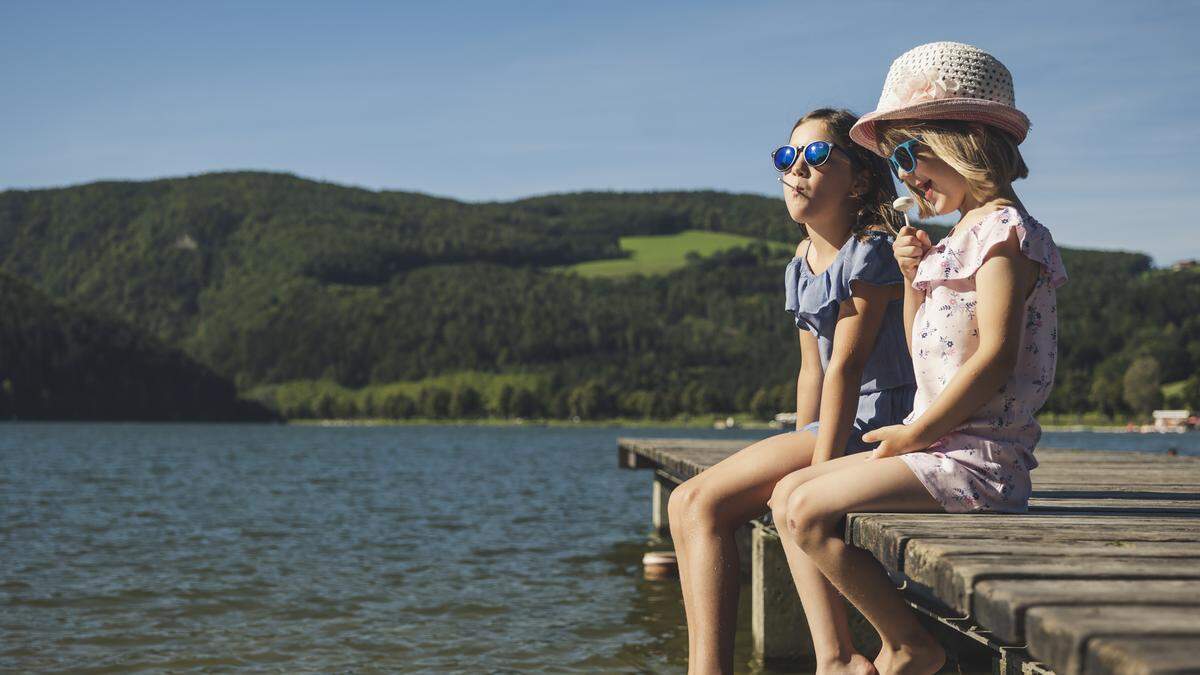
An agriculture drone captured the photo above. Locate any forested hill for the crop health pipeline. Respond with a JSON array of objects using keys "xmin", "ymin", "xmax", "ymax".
[
  {"xmin": 0, "ymin": 172, "xmax": 791, "ymax": 344},
  {"xmin": 0, "ymin": 270, "xmax": 272, "ymax": 421},
  {"xmin": 1, "ymin": 171, "xmax": 1197, "ymax": 421}
]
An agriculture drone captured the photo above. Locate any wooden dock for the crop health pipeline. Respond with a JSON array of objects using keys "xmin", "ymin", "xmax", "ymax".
[{"xmin": 618, "ymin": 438, "xmax": 1200, "ymax": 675}]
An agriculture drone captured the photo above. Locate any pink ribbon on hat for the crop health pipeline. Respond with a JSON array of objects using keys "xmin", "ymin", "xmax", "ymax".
[{"xmin": 881, "ymin": 67, "xmax": 962, "ymax": 110}]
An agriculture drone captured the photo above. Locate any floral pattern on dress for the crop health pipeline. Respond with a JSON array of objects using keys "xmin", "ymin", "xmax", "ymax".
[{"xmin": 899, "ymin": 207, "xmax": 1068, "ymax": 513}]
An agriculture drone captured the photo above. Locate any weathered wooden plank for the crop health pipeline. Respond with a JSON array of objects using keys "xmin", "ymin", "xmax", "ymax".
[
  {"xmin": 907, "ymin": 540, "xmax": 1200, "ymax": 563},
  {"xmin": 1031, "ymin": 449, "xmax": 1200, "ymax": 464},
  {"xmin": 972, "ymin": 579, "xmax": 1200, "ymax": 644},
  {"xmin": 1033, "ymin": 471, "xmax": 1200, "ymax": 482},
  {"xmin": 1027, "ymin": 500, "xmax": 1200, "ymax": 515},
  {"xmin": 847, "ymin": 514, "xmax": 1200, "ymax": 569},
  {"xmin": 848, "ymin": 515, "xmax": 1200, "ymax": 566},
  {"xmin": 616, "ymin": 438, "xmax": 744, "ymax": 479},
  {"xmin": 1086, "ymin": 636, "xmax": 1200, "ymax": 675},
  {"xmin": 1030, "ymin": 493, "xmax": 1200, "ymax": 505},
  {"xmin": 849, "ymin": 516, "xmax": 1200, "ymax": 569},
  {"xmin": 1034, "ymin": 455, "xmax": 1200, "ymax": 464},
  {"xmin": 1024, "ymin": 605, "xmax": 1200, "ymax": 675},
  {"xmin": 1054, "ymin": 453, "xmax": 1187, "ymax": 466},
  {"xmin": 855, "ymin": 522, "xmax": 1200, "ymax": 542},
  {"xmin": 904, "ymin": 555, "xmax": 1200, "ymax": 615},
  {"xmin": 1032, "ymin": 473, "xmax": 1200, "ymax": 482},
  {"xmin": 1033, "ymin": 473, "xmax": 1200, "ymax": 485},
  {"xmin": 1033, "ymin": 478, "xmax": 1200, "ymax": 489},
  {"xmin": 617, "ymin": 443, "xmax": 657, "ymax": 469},
  {"xmin": 850, "ymin": 513, "xmax": 1200, "ymax": 528},
  {"xmin": 1032, "ymin": 485, "xmax": 1200, "ymax": 494},
  {"xmin": 1035, "ymin": 448, "xmax": 1200, "ymax": 458}
]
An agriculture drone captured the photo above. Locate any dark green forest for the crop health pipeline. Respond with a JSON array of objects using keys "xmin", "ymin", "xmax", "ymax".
[
  {"xmin": 0, "ymin": 270, "xmax": 272, "ymax": 421},
  {"xmin": 1, "ymin": 171, "xmax": 1197, "ymax": 421}
]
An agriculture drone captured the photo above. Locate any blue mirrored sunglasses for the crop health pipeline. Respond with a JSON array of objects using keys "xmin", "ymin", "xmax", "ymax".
[
  {"xmin": 771, "ymin": 141, "xmax": 841, "ymax": 173},
  {"xmin": 887, "ymin": 138, "xmax": 922, "ymax": 178}
]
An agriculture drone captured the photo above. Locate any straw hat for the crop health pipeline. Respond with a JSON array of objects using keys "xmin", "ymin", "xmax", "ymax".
[{"xmin": 849, "ymin": 41, "xmax": 1031, "ymax": 156}]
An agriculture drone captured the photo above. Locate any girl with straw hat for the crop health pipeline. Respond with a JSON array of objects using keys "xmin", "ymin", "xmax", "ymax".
[{"xmin": 770, "ymin": 42, "xmax": 1067, "ymax": 674}]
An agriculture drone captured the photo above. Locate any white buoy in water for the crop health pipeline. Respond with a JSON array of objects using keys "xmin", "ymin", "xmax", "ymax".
[
  {"xmin": 643, "ymin": 551, "xmax": 678, "ymax": 579},
  {"xmin": 892, "ymin": 196, "xmax": 916, "ymax": 229}
]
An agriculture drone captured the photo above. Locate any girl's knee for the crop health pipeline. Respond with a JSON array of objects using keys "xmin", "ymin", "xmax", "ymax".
[
  {"xmin": 767, "ymin": 467, "xmax": 813, "ymax": 513},
  {"xmin": 767, "ymin": 477, "xmax": 796, "ymax": 516},
  {"xmin": 667, "ymin": 477, "xmax": 735, "ymax": 531},
  {"xmin": 667, "ymin": 479, "xmax": 708, "ymax": 523},
  {"xmin": 768, "ymin": 496, "xmax": 790, "ymax": 536},
  {"xmin": 780, "ymin": 485, "xmax": 836, "ymax": 550},
  {"xmin": 666, "ymin": 480, "xmax": 690, "ymax": 523}
]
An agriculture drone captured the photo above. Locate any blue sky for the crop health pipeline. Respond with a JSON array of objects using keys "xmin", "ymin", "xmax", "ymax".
[{"xmin": 2, "ymin": 1, "xmax": 1197, "ymax": 264}]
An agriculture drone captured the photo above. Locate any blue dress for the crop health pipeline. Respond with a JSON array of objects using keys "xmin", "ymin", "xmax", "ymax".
[{"xmin": 784, "ymin": 230, "xmax": 916, "ymax": 455}]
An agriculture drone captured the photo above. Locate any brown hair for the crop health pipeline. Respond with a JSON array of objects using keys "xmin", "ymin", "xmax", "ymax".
[
  {"xmin": 876, "ymin": 119, "xmax": 1029, "ymax": 218},
  {"xmin": 792, "ymin": 108, "xmax": 902, "ymax": 238}
]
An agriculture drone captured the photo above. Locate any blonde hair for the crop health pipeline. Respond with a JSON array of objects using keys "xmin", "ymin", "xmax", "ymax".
[
  {"xmin": 793, "ymin": 108, "xmax": 902, "ymax": 238},
  {"xmin": 876, "ymin": 120, "xmax": 1028, "ymax": 218}
]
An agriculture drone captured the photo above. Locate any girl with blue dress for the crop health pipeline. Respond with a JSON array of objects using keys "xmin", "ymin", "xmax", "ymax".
[{"xmin": 668, "ymin": 108, "xmax": 915, "ymax": 674}]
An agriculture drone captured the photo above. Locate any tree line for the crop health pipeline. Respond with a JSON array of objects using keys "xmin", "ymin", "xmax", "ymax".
[
  {"xmin": 1, "ymin": 171, "xmax": 1197, "ymax": 422},
  {"xmin": 0, "ymin": 270, "xmax": 272, "ymax": 421}
]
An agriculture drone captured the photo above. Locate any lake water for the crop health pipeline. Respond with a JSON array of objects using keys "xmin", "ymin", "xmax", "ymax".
[{"xmin": 3, "ymin": 423, "xmax": 1198, "ymax": 673}]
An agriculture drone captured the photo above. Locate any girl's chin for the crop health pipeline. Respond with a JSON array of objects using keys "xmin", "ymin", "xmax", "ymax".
[
  {"xmin": 786, "ymin": 202, "xmax": 813, "ymax": 219},
  {"xmin": 927, "ymin": 193, "xmax": 954, "ymax": 216}
]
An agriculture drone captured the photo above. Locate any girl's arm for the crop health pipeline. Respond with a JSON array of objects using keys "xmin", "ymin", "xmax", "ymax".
[
  {"xmin": 795, "ymin": 329, "xmax": 823, "ymax": 430},
  {"xmin": 893, "ymin": 225, "xmax": 932, "ymax": 355},
  {"xmin": 810, "ymin": 280, "xmax": 900, "ymax": 464},
  {"xmin": 902, "ymin": 284, "xmax": 926, "ymax": 355},
  {"xmin": 866, "ymin": 228, "xmax": 1040, "ymax": 457}
]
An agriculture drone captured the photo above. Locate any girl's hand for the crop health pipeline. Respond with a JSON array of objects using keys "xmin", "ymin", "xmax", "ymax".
[
  {"xmin": 894, "ymin": 225, "xmax": 932, "ymax": 281},
  {"xmin": 862, "ymin": 424, "xmax": 927, "ymax": 459}
]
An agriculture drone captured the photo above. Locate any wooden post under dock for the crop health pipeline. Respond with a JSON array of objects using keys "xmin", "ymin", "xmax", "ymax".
[{"xmin": 619, "ymin": 438, "xmax": 1200, "ymax": 675}]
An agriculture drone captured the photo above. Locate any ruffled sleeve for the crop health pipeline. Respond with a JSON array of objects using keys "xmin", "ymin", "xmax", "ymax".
[
  {"xmin": 785, "ymin": 231, "xmax": 905, "ymax": 334},
  {"xmin": 912, "ymin": 207, "xmax": 1068, "ymax": 292}
]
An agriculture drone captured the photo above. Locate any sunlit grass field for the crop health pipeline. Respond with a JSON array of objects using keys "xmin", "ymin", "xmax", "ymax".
[
  {"xmin": 562, "ymin": 229, "xmax": 793, "ymax": 278},
  {"xmin": 1163, "ymin": 380, "xmax": 1189, "ymax": 399}
]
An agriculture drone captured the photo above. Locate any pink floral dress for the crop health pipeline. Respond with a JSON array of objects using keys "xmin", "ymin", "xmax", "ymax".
[{"xmin": 900, "ymin": 206, "xmax": 1068, "ymax": 513}]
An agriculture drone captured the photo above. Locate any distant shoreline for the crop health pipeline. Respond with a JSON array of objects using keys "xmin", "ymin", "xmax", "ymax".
[
  {"xmin": 285, "ymin": 417, "xmax": 1171, "ymax": 434},
  {"xmin": 287, "ymin": 416, "xmax": 772, "ymax": 429},
  {"xmin": 0, "ymin": 418, "xmax": 1181, "ymax": 435}
]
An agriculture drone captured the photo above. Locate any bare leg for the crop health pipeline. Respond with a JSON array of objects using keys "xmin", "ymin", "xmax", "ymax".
[
  {"xmin": 669, "ymin": 432, "xmax": 813, "ymax": 673},
  {"xmin": 775, "ymin": 454, "xmax": 946, "ymax": 675},
  {"xmin": 668, "ymin": 432, "xmax": 876, "ymax": 674},
  {"xmin": 770, "ymin": 469, "xmax": 877, "ymax": 675}
]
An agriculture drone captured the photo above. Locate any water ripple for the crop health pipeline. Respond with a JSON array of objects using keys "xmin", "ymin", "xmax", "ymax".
[{"xmin": 0, "ymin": 423, "xmax": 782, "ymax": 672}]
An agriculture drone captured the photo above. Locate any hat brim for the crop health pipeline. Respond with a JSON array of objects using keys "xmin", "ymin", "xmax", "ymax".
[{"xmin": 849, "ymin": 98, "xmax": 1030, "ymax": 156}]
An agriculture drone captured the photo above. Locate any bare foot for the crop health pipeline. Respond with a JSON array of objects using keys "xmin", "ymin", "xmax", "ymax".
[
  {"xmin": 817, "ymin": 652, "xmax": 878, "ymax": 675},
  {"xmin": 873, "ymin": 636, "xmax": 946, "ymax": 675}
]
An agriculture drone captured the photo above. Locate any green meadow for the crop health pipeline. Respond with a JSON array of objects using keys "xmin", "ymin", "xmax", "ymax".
[{"xmin": 562, "ymin": 229, "xmax": 794, "ymax": 278}]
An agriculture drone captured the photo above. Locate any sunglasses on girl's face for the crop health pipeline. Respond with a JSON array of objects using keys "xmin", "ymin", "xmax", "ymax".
[
  {"xmin": 887, "ymin": 138, "xmax": 923, "ymax": 178},
  {"xmin": 771, "ymin": 141, "xmax": 843, "ymax": 173}
]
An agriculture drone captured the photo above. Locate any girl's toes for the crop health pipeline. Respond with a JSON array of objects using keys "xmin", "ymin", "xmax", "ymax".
[{"xmin": 817, "ymin": 652, "xmax": 878, "ymax": 675}]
